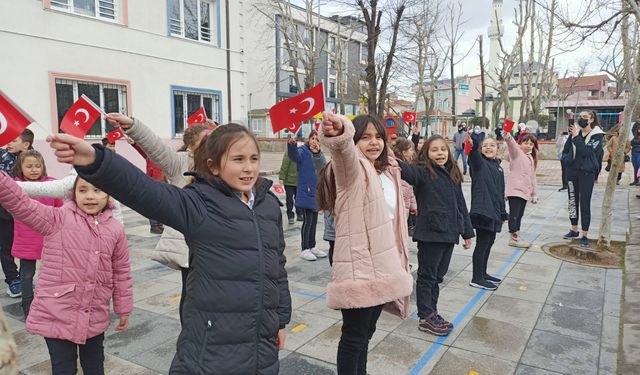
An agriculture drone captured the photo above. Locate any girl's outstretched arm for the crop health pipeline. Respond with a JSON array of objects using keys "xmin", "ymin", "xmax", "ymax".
[
  {"xmin": 16, "ymin": 171, "xmax": 76, "ymax": 199},
  {"xmin": 397, "ymin": 160, "xmax": 425, "ymax": 187},
  {"xmin": 503, "ymin": 132, "xmax": 522, "ymax": 161},
  {"xmin": 0, "ymin": 172, "xmax": 61, "ymax": 236},
  {"xmin": 467, "ymin": 132, "xmax": 484, "ymax": 171},
  {"xmin": 111, "ymin": 229, "xmax": 133, "ymax": 320},
  {"xmin": 108, "ymin": 114, "xmax": 185, "ymax": 185},
  {"xmin": 318, "ymin": 113, "xmax": 360, "ymax": 190},
  {"xmin": 48, "ymin": 134, "xmax": 206, "ymax": 234}
]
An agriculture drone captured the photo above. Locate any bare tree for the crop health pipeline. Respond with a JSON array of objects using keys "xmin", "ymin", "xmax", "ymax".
[
  {"xmin": 254, "ymin": 0, "xmax": 325, "ymax": 91},
  {"xmin": 441, "ymin": 1, "xmax": 468, "ymax": 125},
  {"xmin": 599, "ymin": 0, "xmax": 640, "ymax": 247},
  {"xmin": 355, "ymin": 0, "xmax": 408, "ymax": 117}
]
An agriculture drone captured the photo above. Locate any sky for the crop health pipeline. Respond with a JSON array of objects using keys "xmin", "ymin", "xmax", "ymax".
[{"xmin": 290, "ymin": 0, "xmax": 617, "ymax": 91}]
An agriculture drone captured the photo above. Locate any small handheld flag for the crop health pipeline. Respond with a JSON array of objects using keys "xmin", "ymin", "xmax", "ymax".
[
  {"xmin": 0, "ymin": 90, "xmax": 34, "ymax": 147},
  {"xmin": 106, "ymin": 128, "xmax": 125, "ymax": 143},
  {"xmin": 60, "ymin": 95, "xmax": 104, "ymax": 139},
  {"xmin": 187, "ymin": 107, "xmax": 207, "ymax": 126},
  {"xmin": 503, "ymin": 118, "xmax": 515, "ymax": 133},
  {"xmin": 269, "ymin": 83, "xmax": 325, "ymax": 134}
]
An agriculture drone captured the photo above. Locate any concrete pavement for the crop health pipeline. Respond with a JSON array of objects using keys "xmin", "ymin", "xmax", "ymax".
[{"xmin": 2, "ymin": 170, "xmax": 632, "ymax": 374}]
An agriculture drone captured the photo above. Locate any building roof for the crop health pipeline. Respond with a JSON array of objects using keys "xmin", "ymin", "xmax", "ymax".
[{"xmin": 558, "ymin": 74, "xmax": 612, "ymax": 92}]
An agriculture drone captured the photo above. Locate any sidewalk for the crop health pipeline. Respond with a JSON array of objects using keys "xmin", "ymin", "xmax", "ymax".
[
  {"xmin": 2, "ymin": 180, "xmax": 629, "ymax": 374},
  {"xmin": 622, "ymin": 193, "xmax": 640, "ymax": 374}
]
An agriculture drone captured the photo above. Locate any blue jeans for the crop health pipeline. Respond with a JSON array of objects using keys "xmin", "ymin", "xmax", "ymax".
[
  {"xmin": 453, "ymin": 149, "xmax": 467, "ymax": 173},
  {"xmin": 632, "ymin": 152, "xmax": 640, "ymax": 183}
]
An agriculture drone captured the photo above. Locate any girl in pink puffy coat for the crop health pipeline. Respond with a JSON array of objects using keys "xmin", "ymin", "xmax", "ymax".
[
  {"xmin": 392, "ymin": 138, "xmax": 418, "ymax": 235},
  {"xmin": 10, "ymin": 150, "xmax": 63, "ymax": 317},
  {"xmin": 0, "ymin": 170, "xmax": 132, "ymax": 375}
]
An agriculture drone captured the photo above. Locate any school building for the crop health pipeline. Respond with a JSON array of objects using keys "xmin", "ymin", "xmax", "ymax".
[{"xmin": 0, "ymin": 0, "xmax": 247, "ymax": 176}]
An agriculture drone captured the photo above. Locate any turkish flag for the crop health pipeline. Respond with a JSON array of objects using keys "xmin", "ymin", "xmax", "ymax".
[
  {"xmin": 313, "ymin": 120, "xmax": 320, "ymax": 132},
  {"xmin": 272, "ymin": 185, "xmax": 285, "ymax": 194},
  {"xmin": 60, "ymin": 95, "xmax": 103, "ymax": 139},
  {"xmin": 464, "ymin": 131, "xmax": 473, "ymax": 156},
  {"xmin": 269, "ymin": 83, "xmax": 325, "ymax": 134},
  {"xmin": 503, "ymin": 118, "xmax": 515, "ymax": 133},
  {"xmin": 187, "ymin": 107, "xmax": 207, "ymax": 126},
  {"xmin": 107, "ymin": 128, "xmax": 125, "ymax": 143},
  {"xmin": 0, "ymin": 90, "xmax": 34, "ymax": 148},
  {"xmin": 402, "ymin": 112, "xmax": 417, "ymax": 123}
]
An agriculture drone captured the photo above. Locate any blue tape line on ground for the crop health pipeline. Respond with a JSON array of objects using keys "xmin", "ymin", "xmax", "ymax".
[
  {"xmin": 291, "ymin": 290, "xmax": 327, "ymax": 301},
  {"xmin": 408, "ymin": 223, "xmax": 544, "ymax": 374}
]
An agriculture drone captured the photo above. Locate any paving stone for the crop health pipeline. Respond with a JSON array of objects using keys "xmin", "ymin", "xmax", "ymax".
[
  {"xmin": 602, "ymin": 314, "xmax": 621, "ymax": 347},
  {"xmin": 605, "ymin": 268, "xmax": 623, "ymax": 295},
  {"xmin": 2, "ymin": 300, "xmax": 24, "ymax": 321},
  {"xmin": 374, "ymin": 310, "xmax": 405, "ymax": 332},
  {"xmin": 535, "ymin": 304, "xmax": 602, "ymax": 341},
  {"xmin": 514, "ymin": 364, "xmax": 563, "ymax": 375},
  {"xmin": 131, "ymin": 263, "xmax": 176, "ymax": 284},
  {"xmin": 295, "ymin": 322, "xmax": 388, "ymax": 364},
  {"xmin": 599, "ymin": 343, "xmax": 618, "ymax": 375},
  {"xmin": 278, "ymin": 353, "xmax": 336, "ymax": 375},
  {"xmin": 493, "ymin": 276, "xmax": 553, "ymax": 303},
  {"xmin": 520, "ymin": 329, "xmax": 599, "ymax": 375},
  {"xmin": 623, "ymin": 272, "xmax": 640, "ymax": 324},
  {"xmin": 22, "ymin": 354, "xmax": 154, "ymax": 375},
  {"xmin": 604, "ymin": 292, "xmax": 622, "ymax": 317},
  {"xmin": 620, "ymin": 364, "xmax": 640, "ymax": 374},
  {"xmin": 129, "ymin": 338, "xmax": 176, "ymax": 374},
  {"xmin": 283, "ymin": 310, "xmax": 339, "ymax": 351},
  {"xmin": 367, "ymin": 333, "xmax": 445, "ymax": 375},
  {"xmin": 463, "ymin": 258, "xmax": 517, "ymax": 276},
  {"xmin": 134, "ymin": 286, "xmax": 183, "ymax": 315},
  {"xmin": 476, "ymin": 295, "xmax": 544, "ymax": 329},
  {"xmin": 517, "ymin": 251, "xmax": 563, "ymax": 268},
  {"xmin": 554, "ymin": 262, "xmax": 605, "ymax": 291},
  {"xmin": 12, "ymin": 329, "xmax": 50, "ymax": 369},
  {"xmin": 451, "ymin": 316, "xmax": 531, "ymax": 361},
  {"xmin": 4, "ymin": 314, "xmax": 25, "ymax": 333},
  {"xmin": 545, "ymin": 284, "xmax": 604, "ymax": 311},
  {"xmin": 430, "ymin": 347, "xmax": 517, "ymax": 375},
  {"xmin": 507, "ymin": 263, "xmax": 560, "ymax": 283},
  {"xmin": 104, "ymin": 308, "xmax": 181, "ymax": 360},
  {"xmin": 622, "ymin": 324, "xmax": 640, "ymax": 365},
  {"xmin": 132, "ymin": 278, "xmax": 181, "ymax": 302},
  {"xmin": 393, "ymin": 308, "xmax": 473, "ymax": 346},
  {"xmin": 298, "ymin": 297, "xmax": 342, "ymax": 320},
  {"xmin": 436, "ymin": 286, "xmax": 490, "ymax": 314}
]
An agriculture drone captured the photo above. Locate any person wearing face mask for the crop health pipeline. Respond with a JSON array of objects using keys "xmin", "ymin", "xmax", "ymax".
[
  {"xmin": 561, "ymin": 110, "xmax": 605, "ymax": 247},
  {"xmin": 453, "ymin": 123, "xmax": 468, "ymax": 175}
]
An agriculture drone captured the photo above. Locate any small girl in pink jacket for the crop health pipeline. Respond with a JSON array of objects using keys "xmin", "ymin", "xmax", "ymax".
[
  {"xmin": 0, "ymin": 172, "xmax": 132, "ymax": 375},
  {"xmin": 503, "ymin": 131, "xmax": 539, "ymax": 248},
  {"xmin": 11, "ymin": 150, "xmax": 63, "ymax": 317},
  {"xmin": 319, "ymin": 113, "xmax": 413, "ymax": 375}
]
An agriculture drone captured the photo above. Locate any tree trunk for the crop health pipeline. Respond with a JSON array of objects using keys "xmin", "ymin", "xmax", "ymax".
[
  {"xmin": 450, "ymin": 43, "xmax": 456, "ymax": 126},
  {"xmin": 598, "ymin": 0, "xmax": 640, "ymax": 248},
  {"xmin": 479, "ymin": 35, "xmax": 487, "ymax": 120}
]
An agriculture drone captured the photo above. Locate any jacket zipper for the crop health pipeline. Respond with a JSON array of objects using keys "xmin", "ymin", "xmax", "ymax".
[
  {"xmin": 250, "ymin": 209, "xmax": 265, "ymax": 374},
  {"xmin": 198, "ymin": 320, "xmax": 213, "ymax": 365}
]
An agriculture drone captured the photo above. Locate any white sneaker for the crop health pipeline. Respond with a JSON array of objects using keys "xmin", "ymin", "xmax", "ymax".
[
  {"xmin": 508, "ymin": 237, "xmax": 531, "ymax": 248},
  {"xmin": 310, "ymin": 247, "xmax": 327, "ymax": 258},
  {"xmin": 300, "ymin": 249, "xmax": 317, "ymax": 261}
]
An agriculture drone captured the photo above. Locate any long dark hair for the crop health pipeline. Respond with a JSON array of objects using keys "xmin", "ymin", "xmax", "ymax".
[
  {"xmin": 391, "ymin": 138, "xmax": 414, "ymax": 162},
  {"xmin": 316, "ymin": 161, "xmax": 335, "ymax": 211},
  {"xmin": 193, "ymin": 124, "xmax": 259, "ymax": 184},
  {"xmin": 178, "ymin": 123, "xmax": 214, "ymax": 152},
  {"xmin": 352, "ymin": 115, "xmax": 389, "ymax": 172},
  {"xmin": 416, "ymin": 135, "xmax": 463, "ymax": 183},
  {"xmin": 519, "ymin": 132, "xmax": 539, "ymax": 169}
]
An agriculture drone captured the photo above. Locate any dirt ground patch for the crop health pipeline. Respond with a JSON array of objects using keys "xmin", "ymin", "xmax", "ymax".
[{"xmin": 543, "ymin": 240, "xmax": 624, "ymax": 269}]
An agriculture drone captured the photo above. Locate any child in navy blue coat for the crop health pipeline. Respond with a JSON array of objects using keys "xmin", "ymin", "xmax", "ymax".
[{"xmin": 467, "ymin": 132, "xmax": 508, "ymax": 291}]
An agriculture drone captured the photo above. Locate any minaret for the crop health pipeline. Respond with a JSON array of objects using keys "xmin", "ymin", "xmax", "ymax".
[{"xmin": 487, "ymin": 0, "xmax": 503, "ymax": 93}]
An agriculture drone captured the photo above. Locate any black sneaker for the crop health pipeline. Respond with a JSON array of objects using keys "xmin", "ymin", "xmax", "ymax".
[
  {"xmin": 418, "ymin": 316, "xmax": 451, "ymax": 336},
  {"xmin": 580, "ymin": 237, "xmax": 590, "ymax": 248},
  {"xmin": 563, "ymin": 230, "xmax": 579, "ymax": 240},
  {"xmin": 558, "ymin": 187, "xmax": 567, "ymax": 192},
  {"xmin": 469, "ymin": 279, "xmax": 498, "ymax": 290},
  {"xmin": 484, "ymin": 274, "xmax": 502, "ymax": 284}
]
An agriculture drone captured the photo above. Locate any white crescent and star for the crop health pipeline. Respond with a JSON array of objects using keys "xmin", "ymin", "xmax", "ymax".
[
  {"xmin": 300, "ymin": 98, "xmax": 315, "ymax": 115},
  {"xmin": 0, "ymin": 111, "xmax": 7, "ymax": 136},
  {"xmin": 406, "ymin": 114, "xmax": 415, "ymax": 121},
  {"xmin": 74, "ymin": 108, "xmax": 90, "ymax": 125},
  {"xmin": 196, "ymin": 113, "xmax": 205, "ymax": 122}
]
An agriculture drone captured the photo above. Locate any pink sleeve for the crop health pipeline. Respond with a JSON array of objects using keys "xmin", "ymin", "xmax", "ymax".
[
  {"xmin": 410, "ymin": 187, "xmax": 417, "ymax": 212},
  {"xmin": 0, "ymin": 172, "xmax": 61, "ymax": 236},
  {"xmin": 505, "ymin": 134, "xmax": 522, "ymax": 161},
  {"xmin": 111, "ymin": 229, "xmax": 133, "ymax": 316},
  {"xmin": 318, "ymin": 123, "xmax": 360, "ymax": 190}
]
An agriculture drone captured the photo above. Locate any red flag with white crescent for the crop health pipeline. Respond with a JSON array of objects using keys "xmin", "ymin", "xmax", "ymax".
[
  {"xmin": 503, "ymin": 118, "xmax": 515, "ymax": 133},
  {"xmin": 187, "ymin": 107, "xmax": 207, "ymax": 126},
  {"xmin": 106, "ymin": 127, "xmax": 125, "ymax": 143},
  {"xmin": 269, "ymin": 83, "xmax": 325, "ymax": 134},
  {"xmin": 402, "ymin": 112, "xmax": 417, "ymax": 123},
  {"xmin": 0, "ymin": 90, "xmax": 34, "ymax": 148},
  {"xmin": 60, "ymin": 95, "xmax": 103, "ymax": 139}
]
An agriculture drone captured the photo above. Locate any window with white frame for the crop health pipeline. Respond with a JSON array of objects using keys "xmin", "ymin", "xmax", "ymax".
[
  {"xmin": 50, "ymin": 0, "xmax": 118, "ymax": 21},
  {"xmin": 360, "ymin": 44, "xmax": 367, "ymax": 64},
  {"xmin": 54, "ymin": 78, "xmax": 127, "ymax": 138},
  {"xmin": 251, "ymin": 118, "xmax": 264, "ymax": 132},
  {"xmin": 173, "ymin": 89, "xmax": 221, "ymax": 135},
  {"xmin": 169, "ymin": 0, "xmax": 216, "ymax": 43},
  {"xmin": 328, "ymin": 36, "xmax": 336, "ymax": 52}
]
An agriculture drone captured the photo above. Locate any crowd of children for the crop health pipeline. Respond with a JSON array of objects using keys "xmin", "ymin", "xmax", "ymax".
[{"xmin": 8, "ymin": 109, "xmax": 621, "ymax": 375}]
